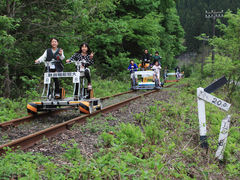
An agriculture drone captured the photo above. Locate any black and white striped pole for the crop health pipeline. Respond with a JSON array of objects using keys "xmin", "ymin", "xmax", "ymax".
[
  {"xmin": 215, "ymin": 115, "xmax": 231, "ymax": 160},
  {"xmin": 197, "ymin": 76, "xmax": 232, "ymax": 160},
  {"xmin": 197, "ymin": 90, "xmax": 208, "ymax": 148}
]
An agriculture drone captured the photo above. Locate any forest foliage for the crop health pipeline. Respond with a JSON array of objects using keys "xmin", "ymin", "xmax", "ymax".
[
  {"xmin": 0, "ymin": 78, "xmax": 239, "ymax": 179},
  {"xmin": 197, "ymin": 10, "xmax": 240, "ymax": 106},
  {"xmin": 177, "ymin": 0, "xmax": 240, "ymax": 51},
  {"xmin": 0, "ymin": 0, "xmax": 185, "ymax": 98}
]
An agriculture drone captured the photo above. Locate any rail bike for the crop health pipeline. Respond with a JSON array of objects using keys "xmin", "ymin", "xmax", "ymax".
[
  {"xmin": 164, "ymin": 72, "xmax": 184, "ymax": 83},
  {"xmin": 27, "ymin": 59, "xmax": 102, "ymax": 115},
  {"xmin": 130, "ymin": 65, "xmax": 163, "ymax": 90}
]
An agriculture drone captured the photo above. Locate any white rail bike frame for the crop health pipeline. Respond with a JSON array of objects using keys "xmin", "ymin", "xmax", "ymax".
[{"xmin": 42, "ymin": 59, "xmax": 89, "ymax": 100}]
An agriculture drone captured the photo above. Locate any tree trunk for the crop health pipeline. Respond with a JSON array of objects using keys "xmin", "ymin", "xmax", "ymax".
[
  {"xmin": 6, "ymin": 0, "xmax": 16, "ymax": 17},
  {"xmin": 3, "ymin": 0, "xmax": 16, "ymax": 97},
  {"xmin": 3, "ymin": 62, "xmax": 11, "ymax": 98}
]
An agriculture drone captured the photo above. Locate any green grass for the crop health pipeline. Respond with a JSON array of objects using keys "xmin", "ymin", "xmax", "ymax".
[
  {"xmin": 0, "ymin": 77, "xmax": 130, "ymax": 122},
  {"xmin": 92, "ymin": 77, "xmax": 129, "ymax": 98},
  {"xmin": 0, "ymin": 77, "xmax": 239, "ymax": 179}
]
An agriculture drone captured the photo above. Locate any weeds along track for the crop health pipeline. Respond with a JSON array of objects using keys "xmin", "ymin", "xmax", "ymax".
[
  {"xmin": 0, "ymin": 90, "xmax": 135, "ymax": 129},
  {"xmin": 0, "ymin": 90, "xmax": 151, "ymax": 150},
  {"xmin": 0, "ymin": 84, "xmax": 175, "ymax": 155}
]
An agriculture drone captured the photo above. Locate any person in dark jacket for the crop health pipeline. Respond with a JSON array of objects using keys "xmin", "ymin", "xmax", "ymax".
[
  {"xmin": 35, "ymin": 38, "xmax": 65, "ymax": 98},
  {"xmin": 141, "ymin": 49, "xmax": 151, "ymax": 70},
  {"xmin": 66, "ymin": 43, "xmax": 94, "ymax": 90},
  {"xmin": 128, "ymin": 60, "xmax": 138, "ymax": 89},
  {"xmin": 175, "ymin": 66, "xmax": 180, "ymax": 80},
  {"xmin": 152, "ymin": 51, "xmax": 162, "ymax": 66}
]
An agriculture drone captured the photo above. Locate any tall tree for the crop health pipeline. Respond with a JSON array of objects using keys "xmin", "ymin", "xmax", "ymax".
[
  {"xmin": 177, "ymin": 0, "xmax": 240, "ymax": 51},
  {"xmin": 0, "ymin": 0, "xmax": 19, "ymax": 98},
  {"xmin": 205, "ymin": 10, "xmax": 240, "ymax": 99},
  {"xmin": 0, "ymin": 0, "xmax": 185, "ymax": 97}
]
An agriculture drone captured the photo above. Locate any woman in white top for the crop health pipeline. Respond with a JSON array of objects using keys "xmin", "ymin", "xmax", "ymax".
[
  {"xmin": 35, "ymin": 38, "xmax": 65, "ymax": 97},
  {"xmin": 151, "ymin": 61, "xmax": 161, "ymax": 86}
]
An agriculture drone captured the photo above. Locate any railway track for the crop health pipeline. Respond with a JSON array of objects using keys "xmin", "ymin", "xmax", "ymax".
[
  {"xmin": 0, "ymin": 84, "xmax": 175, "ymax": 155},
  {"xmin": 0, "ymin": 90, "xmax": 133, "ymax": 129}
]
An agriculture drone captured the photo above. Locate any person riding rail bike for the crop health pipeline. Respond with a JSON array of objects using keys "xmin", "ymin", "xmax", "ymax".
[
  {"xmin": 128, "ymin": 60, "xmax": 138, "ymax": 90},
  {"xmin": 35, "ymin": 37, "xmax": 65, "ymax": 98},
  {"xmin": 152, "ymin": 51, "xmax": 162, "ymax": 66},
  {"xmin": 175, "ymin": 66, "xmax": 181, "ymax": 80},
  {"xmin": 141, "ymin": 49, "xmax": 151, "ymax": 70},
  {"xmin": 151, "ymin": 61, "xmax": 162, "ymax": 88},
  {"xmin": 66, "ymin": 42, "xmax": 94, "ymax": 93}
]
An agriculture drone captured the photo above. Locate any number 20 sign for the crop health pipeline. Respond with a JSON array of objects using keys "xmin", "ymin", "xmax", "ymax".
[
  {"xmin": 197, "ymin": 87, "xmax": 231, "ymax": 160},
  {"xmin": 197, "ymin": 88, "xmax": 231, "ymax": 111}
]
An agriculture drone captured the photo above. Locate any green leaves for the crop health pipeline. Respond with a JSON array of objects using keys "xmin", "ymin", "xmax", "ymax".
[
  {"xmin": 201, "ymin": 10, "xmax": 240, "ymax": 101},
  {"xmin": 0, "ymin": 0, "xmax": 185, "ymax": 96},
  {"xmin": 0, "ymin": 16, "xmax": 16, "ymax": 54},
  {"xmin": 0, "ymin": 78, "xmax": 239, "ymax": 178},
  {"xmin": 0, "ymin": 149, "xmax": 49, "ymax": 179},
  {"xmin": 100, "ymin": 132, "xmax": 115, "ymax": 147},
  {"xmin": 117, "ymin": 123, "xmax": 145, "ymax": 147}
]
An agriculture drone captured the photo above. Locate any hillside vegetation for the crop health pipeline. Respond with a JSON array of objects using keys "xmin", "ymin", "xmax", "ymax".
[
  {"xmin": 0, "ymin": 0, "xmax": 239, "ymax": 179},
  {"xmin": 0, "ymin": 78, "xmax": 239, "ymax": 179},
  {"xmin": 0, "ymin": 0, "xmax": 184, "ymax": 98}
]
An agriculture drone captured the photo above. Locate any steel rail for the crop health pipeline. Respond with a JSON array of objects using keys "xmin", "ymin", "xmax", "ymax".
[
  {"xmin": 100, "ymin": 90, "xmax": 133, "ymax": 100},
  {"xmin": 165, "ymin": 80, "xmax": 179, "ymax": 83},
  {"xmin": 0, "ymin": 84, "xmax": 175, "ymax": 155},
  {"xmin": 0, "ymin": 90, "xmax": 133, "ymax": 129},
  {"xmin": 0, "ymin": 112, "xmax": 55, "ymax": 129},
  {"xmin": 0, "ymin": 89, "xmax": 157, "ymax": 155}
]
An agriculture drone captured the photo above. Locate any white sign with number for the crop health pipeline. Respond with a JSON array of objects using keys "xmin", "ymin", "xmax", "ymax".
[
  {"xmin": 197, "ymin": 88, "xmax": 231, "ymax": 111},
  {"xmin": 197, "ymin": 87, "xmax": 232, "ymax": 160},
  {"xmin": 44, "ymin": 75, "xmax": 51, "ymax": 84},
  {"xmin": 73, "ymin": 72, "xmax": 80, "ymax": 83}
]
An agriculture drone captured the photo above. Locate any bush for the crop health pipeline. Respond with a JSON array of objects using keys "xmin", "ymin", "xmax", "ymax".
[{"xmin": 117, "ymin": 123, "xmax": 145, "ymax": 147}]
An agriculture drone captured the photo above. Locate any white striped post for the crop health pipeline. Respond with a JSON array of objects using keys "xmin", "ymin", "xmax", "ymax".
[
  {"xmin": 197, "ymin": 86, "xmax": 231, "ymax": 160},
  {"xmin": 215, "ymin": 115, "xmax": 231, "ymax": 160},
  {"xmin": 197, "ymin": 88, "xmax": 208, "ymax": 148}
]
